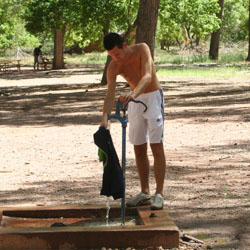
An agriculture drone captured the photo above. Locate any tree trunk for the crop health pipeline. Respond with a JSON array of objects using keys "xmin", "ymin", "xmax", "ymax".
[
  {"xmin": 209, "ymin": 0, "xmax": 224, "ymax": 60},
  {"xmin": 53, "ymin": 28, "xmax": 65, "ymax": 69},
  {"xmin": 136, "ymin": 0, "xmax": 160, "ymax": 60},
  {"xmin": 101, "ymin": 15, "xmax": 138, "ymax": 85},
  {"xmin": 247, "ymin": 0, "xmax": 250, "ymax": 61}
]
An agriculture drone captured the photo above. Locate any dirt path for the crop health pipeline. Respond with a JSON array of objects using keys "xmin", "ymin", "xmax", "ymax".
[{"xmin": 0, "ymin": 68, "xmax": 249, "ymax": 249}]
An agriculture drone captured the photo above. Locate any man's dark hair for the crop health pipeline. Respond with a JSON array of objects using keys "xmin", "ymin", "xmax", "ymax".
[{"xmin": 104, "ymin": 33, "xmax": 124, "ymax": 51}]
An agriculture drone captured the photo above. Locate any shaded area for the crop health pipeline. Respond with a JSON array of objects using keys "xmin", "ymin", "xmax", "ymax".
[
  {"xmin": 0, "ymin": 66, "xmax": 104, "ymax": 81},
  {"xmin": 161, "ymin": 81, "xmax": 250, "ymax": 123},
  {"xmin": 0, "ymin": 82, "xmax": 128, "ymax": 127},
  {"xmin": 0, "ymin": 70, "xmax": 249, "ymax": 127},
  {"xmin": 0, "ymin": 178, "xmax": 103, "ymax": 206}
]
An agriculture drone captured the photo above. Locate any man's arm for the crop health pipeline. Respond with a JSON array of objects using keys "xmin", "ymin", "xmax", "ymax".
[{"xmin": 101, "ymin": 62, "xmax": 117, "ymax": 128}]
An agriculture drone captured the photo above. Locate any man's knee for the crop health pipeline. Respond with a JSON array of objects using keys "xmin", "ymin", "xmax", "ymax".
[{"xmin": 150, "ymin": 142, "xmax": 165, "ymax": 158}]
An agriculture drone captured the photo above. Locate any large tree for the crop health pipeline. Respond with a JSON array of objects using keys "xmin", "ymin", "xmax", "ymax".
[
  {"xmin": 159, "ymin": 0, "xmax": 221, "ymax": 49},
  {"xmin": 209, "ymin": 0, "xmax": 224, "ymax": 60},
  {"xmin": 136, "ymin": 0, "xmax": 160, "ymax": 59},
  {"xmin": 96, "ymin": 0, "xmax": 138, "ymax": 84},
  {"xmin": 23, "ymin": 0, "xmax": 82, "ymax": 69}
]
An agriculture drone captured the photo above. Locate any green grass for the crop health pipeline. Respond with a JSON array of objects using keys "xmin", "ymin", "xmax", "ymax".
[
  {"xmin": 1, "ymin": 43, "xmax": 249, "ymax": 73},
  {"xmin": 155, "ymin": 51, "xmax": 211, "ymax": 65},
  {"xmin": 157, "ymin": 66, "xmax": 250, "ymax": 78},
  {"xmin": 153, "ymin": 46, "xmax": 250, "ymax": 78},
  {"xmin": 64, "ymin": 52, "xmax": 107, "ymax": 65},
  {"xmin": 63, "ymin": 49, "xmax": 248, "ymax": 67},
  {"xmin": 155, "ymin": 48, "xmax": 248, "ymax": 65},
  {"xmin": 219, "ymin": 52, "xmax": 247, "ymax": 63}
]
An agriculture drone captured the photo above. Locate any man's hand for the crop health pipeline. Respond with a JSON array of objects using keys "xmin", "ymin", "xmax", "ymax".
[{"xmin": 119, "ymin": 92, "xmax": 135, "ymax": 104}]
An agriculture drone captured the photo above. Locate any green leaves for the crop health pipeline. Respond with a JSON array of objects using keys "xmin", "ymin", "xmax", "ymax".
[
  {"xmin": 157, "ymin": 0, "xmax": 221, "ymax": 47},
  {"xmin": 22, "ymin": 0, "xmax": 139, "ymax": 48},
  {"xmin": 222, "ymin": 0, "xmax": 249, "ymax": 41},
  {"xmin": 1, "ymin": 0, "xmax": 249, "ymax": 53},
  {"xmin": 23, "ymin": 0, "xmax": 73, "ymax": 32},
  {"xmin": 0, "ymin": 0, "xmax": 31, "ymax": 51}
]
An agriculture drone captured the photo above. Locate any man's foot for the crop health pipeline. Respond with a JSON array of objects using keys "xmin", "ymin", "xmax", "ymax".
[
  {"xmin": 150, "ymin": 194, "xmax": 164, "ymax": 210},
  {"xmin": 126, "ymin": 192, "xmax": 152, "ymax": 207}
]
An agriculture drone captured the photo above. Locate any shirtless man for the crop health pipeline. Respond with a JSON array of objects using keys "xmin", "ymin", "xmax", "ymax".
[{"xmin": 101, "ymin": 33, "xmax": 166, "ymax": 210}]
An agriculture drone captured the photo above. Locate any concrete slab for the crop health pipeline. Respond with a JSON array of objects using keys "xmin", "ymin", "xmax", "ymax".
[{"xmin": 0, "ymin": 205, "xmax": 179, "ymax": 249}]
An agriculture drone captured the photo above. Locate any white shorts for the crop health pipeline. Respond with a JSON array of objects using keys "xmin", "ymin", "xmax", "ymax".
[{"xmin": 128, "ymin": 89, "xmax": 164, "ymax": 145}]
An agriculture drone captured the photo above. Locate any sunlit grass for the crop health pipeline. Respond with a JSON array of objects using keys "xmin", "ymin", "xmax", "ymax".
[
  {"xmin": 155, "ymin": 51, "xmax": 211, "ymax": 65},
  {"xmin": 64, "ymin": 52, "xmax": 107, "ymax": 65},
  {"xmin": 155, "ymin": 49, "xmax": 248, "ymax": 65},
  {"xmin": 55, "ymin": 46, "xmax": 249, "ymax": 67},
  {"xmin": 157, "ymin": 66, "xmax": 250, "ymax": 78},
  {"xmin": 2, "ymin": 43, "xmax": 249, "ymax": 70},
  {"xmin": 218, "ymin": 52, "xmax": 247, "ymax": 63}
]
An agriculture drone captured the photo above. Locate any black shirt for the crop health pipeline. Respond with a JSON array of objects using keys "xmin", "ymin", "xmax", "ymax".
[
  {"xmin": 34, "ymin": 47, "xmax": 41, "ymax": 56},
  {"xmin": 94, "ymin": 126, "xmax": 124, "ymax": 200}
]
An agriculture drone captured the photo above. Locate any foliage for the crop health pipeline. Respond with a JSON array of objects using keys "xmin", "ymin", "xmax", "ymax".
[
  {"xmin": 157, "ymin": 0, "xmax": 221, "ymax": 48},
  {"xmin": 0, "ymin": 0, "xmax": 39, "ymax": 51},
  {"xmin": 0, "ymin": 0, "xmax": 14, "ymax": 50},
  {"xmin": 157, "ymin": 2, "xmax": 182, "ymax": 48},
  {"xmin": 1, "ymin": 0, "xmax": 250, "ymax": 55},
  {"xmin": 221, "ymin": 0, "xmax": 249, "ymax": 42},
  {"xmin": 22, "ymin": 0, "xmax": 80, "ymax": 36},
  {"xmin": 22, "ymin": 0, "xmax": 139, "ymax": 49},
  {"xmin": 76, "ymin": 0, "xmax": 139, "ymax": 48}
]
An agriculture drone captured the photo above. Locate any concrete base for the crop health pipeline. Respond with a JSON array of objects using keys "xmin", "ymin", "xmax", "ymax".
[{"xmin": 0, "ymin": 205, "xmax": 179, "ymax": 249}]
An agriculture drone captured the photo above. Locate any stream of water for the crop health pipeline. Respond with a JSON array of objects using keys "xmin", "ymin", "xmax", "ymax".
[{"xmin": 106, "ymin": 197, "xmax": 110, "ymax": 226}]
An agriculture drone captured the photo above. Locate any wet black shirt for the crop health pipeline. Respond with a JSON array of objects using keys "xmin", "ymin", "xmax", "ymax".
[{"xmin": 94, "ymin": 126, "xmax": 124, "ymax": 200}]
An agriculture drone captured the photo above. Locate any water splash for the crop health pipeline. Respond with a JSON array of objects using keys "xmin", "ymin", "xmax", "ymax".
[{"xmin": 105, "ymin": 197, "xmax": 110, "ymax": 226}]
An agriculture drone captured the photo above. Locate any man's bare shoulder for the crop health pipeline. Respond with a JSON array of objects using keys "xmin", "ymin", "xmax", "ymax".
[
  {"xmin": 107, "ymin": 59, "xmax": 120, "ymax": 75},
  {"xmin": 130, "ymin": 43, "xmax": 150, "ymax": 52}
]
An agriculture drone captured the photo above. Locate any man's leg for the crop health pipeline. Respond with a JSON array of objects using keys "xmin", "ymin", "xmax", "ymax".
[
  {"xmin": 134, "ymin": 143, "xmax": 150, "ymax": 195},
  {"xmin": 150, "ymin": 142, "xmax": 166, "ymax": 195}
]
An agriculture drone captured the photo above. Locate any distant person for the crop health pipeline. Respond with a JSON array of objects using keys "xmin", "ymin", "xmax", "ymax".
[
  {"xmin": 38, "ymin": 54, "xmax": 49, "ymax": 70},
  {"xmin": 33, "ymin": 45, "xmax": 42, "ymax": 70}
]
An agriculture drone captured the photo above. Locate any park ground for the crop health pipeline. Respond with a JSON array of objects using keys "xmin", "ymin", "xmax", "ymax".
[{"xmin": 0, "ymin": 66, "xmax": 249, "ymax": 250}]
